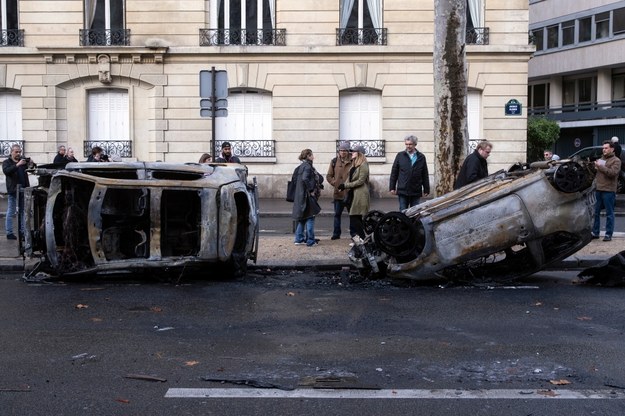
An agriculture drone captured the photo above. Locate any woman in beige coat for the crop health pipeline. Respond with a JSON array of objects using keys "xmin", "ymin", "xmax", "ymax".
[{"xmin": 338, "ymin": 145, "xmax": 370, "ymax": 239}]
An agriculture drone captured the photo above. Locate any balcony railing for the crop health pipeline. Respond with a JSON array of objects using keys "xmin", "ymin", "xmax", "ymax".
[
  {"xmin": 84, "ymin": 140, "xmax": 132, "ymax": 159},
  {"xmin": 79, "ymin": 29, "xmax": 131, "ymax": 46},
  {"xmin": 0, "ymin": 140, "xmax": 24, "ymax": 157},
  {"xmin": 214, "ymin": 140, "xmax": 276, "ymax": 158},
  {"xmin": 467, "ymin": 27, "xmax": 489, "ymax": 45},
  {"xmin": 335, "ymin": 140, "xmax": 386, "ymax": 157},
  {"xmin": 336, "ymin": 28, "xmax": 388, "ymax": 45},
  {"xmin": 528, "ymin": 100, "xmax": 625, "ymax": 122},
  {"xmin": 200, "ymin": 29, "xmax": 286, "ymax": 46},
  {"xmin": 0, "ymin": 29, "xmax": 24, "ymax": 47}
]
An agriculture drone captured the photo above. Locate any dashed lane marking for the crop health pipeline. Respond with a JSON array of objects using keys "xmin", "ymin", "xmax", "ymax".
[{"xmin": 165, "ymin": 388, "xmax": 625, "ymax": 400}]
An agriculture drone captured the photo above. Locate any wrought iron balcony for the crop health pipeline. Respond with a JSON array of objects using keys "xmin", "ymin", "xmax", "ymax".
[
  {"xmin": 528, "ymin": 100, "xmax": 625, "ymax": 122},
  {"xmin": 84, "ymin": 140, "xmax": 132, "ymax": 159},
  {"xmin": 0, "ymin": 140, "xmax": 25, "ymax": 157},
  {"xmin": 335, "ymin": 140, "xmax": 386, "ymax": 157},
  {"xmin": 79, "ymin": 29, "xmax": 131, "ymax": 46},
  {"xmin": 336, "ymin": 28, "xmax": 388, "ymax": 45},
  {"xmin": 467, "ymin": 27, "xmax": 489, "ymax": 45},
  {"xmin": 200, "ymin": 29, "xmax": 286, "ymax": 46},
  {"xmin": 214, "ymin": 140, "xmax": 275, "ymax": 158},
  {"xmin": 0, "ymin": 29, "xmax": 24, "ymax": 47}
]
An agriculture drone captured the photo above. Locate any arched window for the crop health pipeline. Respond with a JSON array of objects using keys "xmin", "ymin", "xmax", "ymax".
[
  {"xmin": 467, "ymin": 89, "xmax": 482, "ymax": 141},
  {"xmin": 339, "ymin": 89, "xmax": 384, "ymax": 156},
  {"xmin": 87, "ymin": 89, "xmax": 131, "ymax": 157}
]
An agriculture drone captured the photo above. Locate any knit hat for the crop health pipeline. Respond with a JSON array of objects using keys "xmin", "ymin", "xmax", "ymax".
[
  {"xmin": 351, "ymin": 145, "xmax": 366, "ymax": 154},
  {"xmin": 339, "ymin": 142, "xmax": 350, "ymax": 151}
]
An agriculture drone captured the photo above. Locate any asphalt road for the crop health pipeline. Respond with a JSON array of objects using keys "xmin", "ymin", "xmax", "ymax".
[{"xmin": 2, "ymin": 269, "xmax": 625, "ymax": 415}]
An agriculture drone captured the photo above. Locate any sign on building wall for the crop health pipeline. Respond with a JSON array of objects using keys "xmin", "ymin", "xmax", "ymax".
[{"xmin": 505, "ymin": 99, "xmax": 522, "ymax": 116}]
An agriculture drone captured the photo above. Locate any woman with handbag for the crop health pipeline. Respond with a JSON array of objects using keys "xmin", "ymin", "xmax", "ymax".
[
  {"xmin": 338, "ymin": 145, "xmax": 370, "ymax": 239},
  {"xmin": 291, "ymin": 149, "xmax": 324, "ymax": 247}
]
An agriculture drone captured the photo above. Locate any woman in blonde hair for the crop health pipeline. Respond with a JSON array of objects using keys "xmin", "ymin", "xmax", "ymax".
[
  {"xmin": 291, "ymin": 148, "xmax": 324, "ymax": 246},
  {"xmin": 338, "ymin": 145, "xmax": 370, "ymax": 239}
]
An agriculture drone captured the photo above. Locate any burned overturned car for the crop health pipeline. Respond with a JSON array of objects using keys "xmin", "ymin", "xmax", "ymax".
[
  {"xmin": 22, "ymin": 162, "xmax": 258, "ymax": 279},
  {"xmin": 350, "ymin": 160, "xmax": 597, "ymax": 282}
]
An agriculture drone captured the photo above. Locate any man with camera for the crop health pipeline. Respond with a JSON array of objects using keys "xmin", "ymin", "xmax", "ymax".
[{"xmin": 2, "ymin": 144, "xmax": 32, "ymax": 240}]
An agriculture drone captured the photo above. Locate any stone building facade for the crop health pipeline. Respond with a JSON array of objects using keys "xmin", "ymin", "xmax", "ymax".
[{"xmin": 0, "ymin": 0, "xmax": 532, "ymax": 197}]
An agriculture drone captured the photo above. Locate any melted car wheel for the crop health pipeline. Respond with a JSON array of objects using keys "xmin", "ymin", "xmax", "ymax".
[
  {"xmin": 552, "ymin": 161, "xmax": 588, "ymax": 193},
  {"xmin": 373, "ymin": 212, "xmax": 419, "ymax": 258}
]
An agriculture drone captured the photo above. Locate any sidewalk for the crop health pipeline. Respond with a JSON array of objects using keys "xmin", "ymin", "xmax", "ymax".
[{"xmin": 0, "ymin": 196, "xmax": 622, "ymax": 274}]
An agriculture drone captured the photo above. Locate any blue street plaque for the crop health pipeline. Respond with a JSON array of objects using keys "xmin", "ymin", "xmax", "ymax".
[{"xmin": 505, "ymin": 99, "xmax": 522, "ymax": 116}]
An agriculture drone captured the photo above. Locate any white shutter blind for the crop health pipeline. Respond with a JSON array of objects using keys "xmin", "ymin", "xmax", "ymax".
[
  {"xmin": 219, "ymin": 91, "xmax": 272, "ymax": 140},
  {"xmin": 467, "ymin": 90, "xmax": 482, "ymax": 141},
  {"xmin": 0, "ymin": 93, "xmax": 22, "ymax": 140},
  {"xmin": 340, "ymin": 91, "xmax": 381, "ymax": 140},
  {"xmin": 88, "ymin": 89, "xmax": 129, "ymax": 140}
]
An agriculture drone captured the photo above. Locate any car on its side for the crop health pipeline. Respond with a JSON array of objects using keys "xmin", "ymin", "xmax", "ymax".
[
  {"xmin": 22, "ymin": 161, "xmax": 259, "ymax": 279},
  {"xmin": 568, "ymin": 146, "xmax": 624, "ymax": 193},
  {"xmin": 349, "ymin": 160, "xmax": 597, "ymax": 282}
]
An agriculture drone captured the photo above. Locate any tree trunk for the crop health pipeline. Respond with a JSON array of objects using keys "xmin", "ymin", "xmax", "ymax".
[{"xmin": 433, "ymin": 0, "xmax": 468, "ymax": 195}]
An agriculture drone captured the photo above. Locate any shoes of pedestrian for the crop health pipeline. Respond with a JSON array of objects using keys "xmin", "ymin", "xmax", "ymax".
[
  {"xmin": 6, "ymin": 234, "xmax": 17, "ymax": 240},
  {"xmin": 603, "ymin": 236, "xmax": 612, "ymax": 242},
  {"xmin": 591, "ymin": 234, "xmax": 599, "ymax": 239},
  {"xmin": 294, "ymin": 241, "xmax": 305, "ymax": 245},
  {"xmin": 307, "ymin": 241, "xmax": 319, "ymax": 247},
  {"xmin": 331, "ymin": 235, "xmax": 340, "ymax": 240},
  {"xmin": 314, "ymin": 238, "xmax": 320, "ymax": 244}
]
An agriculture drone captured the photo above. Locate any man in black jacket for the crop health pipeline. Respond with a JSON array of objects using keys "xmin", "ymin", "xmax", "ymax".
[
  {"xmin": 389, "ymin": 135, "xmax": 430, "ymax": 210},
  {"xmin": 2, "ymin": 144, "xmax": 31, "ymax": 240},
  {"xmin": 453, "ymin": 140, "xmax": 492, "ymax": 190}
]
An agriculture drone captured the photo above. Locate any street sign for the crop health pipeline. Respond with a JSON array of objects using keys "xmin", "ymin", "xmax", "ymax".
[
  {"xmin": 200, "ymin": 108, "xmax": 228, "ymax": 117},
  {"xmin": 505, "ymin": 99, "xmax": 522, "ymax": 116},
  {"xmin": 199, "ymin": 70, "xmax": 228, "ymax": 98}
]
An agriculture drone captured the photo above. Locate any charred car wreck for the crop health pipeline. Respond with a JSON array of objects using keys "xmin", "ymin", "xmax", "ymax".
[
  {"xmin": 22, "ymin": 162, "xmax": 259, "ymax": 279},
  {"xmin": 349, "ymin": 160, "xmax": 597, "ymax": 282}
]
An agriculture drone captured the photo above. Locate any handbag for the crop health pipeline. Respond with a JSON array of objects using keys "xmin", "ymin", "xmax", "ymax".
[{"xmin": 343, "ymin": 189, "xmax": 354, "ymax": 209}]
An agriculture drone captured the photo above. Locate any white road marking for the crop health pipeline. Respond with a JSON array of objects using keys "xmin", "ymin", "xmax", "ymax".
[{"xmin": 165, "ymin": 388, "xmax": 625, "ymax": 400}]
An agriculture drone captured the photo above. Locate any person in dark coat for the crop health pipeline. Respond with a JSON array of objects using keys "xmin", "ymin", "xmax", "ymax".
[
  {"xmin": 53, "ymin": 145, "xmax": 66, "ymax": 164},
  {"xmin": 65, "ymin": 147, "xmax": 78, "ymax": 163},
  {"xmin": 453, "ymin": 140, "xmax": 492, "ymax": 190},
  {"xmin": 2, "ymin": 144, "xmax": 32, "ymax": 240},
  {"xmin": 389, "ymin": 134, "xmax": 430, "ymax": 210},
  {"xmin": 216, "ymin": 142, "xmax": 241, "ymax": 163},
  {"xmin": 291, "ymin": 149, "xmax": 324, "ymax": 247}
]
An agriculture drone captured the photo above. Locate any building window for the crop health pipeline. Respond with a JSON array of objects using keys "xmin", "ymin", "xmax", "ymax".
[
  {"xmin": 613, "ymin": 74, "xmax": 625, "ymax": 101},
  {"xmin": 613, "ymin": 7, "xmax": 625, "ymax": 35},
  {"xmin": 467, "ymin": 90, "xmax": 481, "ymax": 141},
  {"xmin": 339, "ymin": 0, "xmax": 384, "ymax": 45},
  {"xmin": 339, "ymin": 89, "xmax": 381, "ymax": 143},
  {"xmin": 546, "ymin": 24, "xmax": 559, "ymax": 48},
  {"xmin": 563, "ymin": 77, "xmax": 596, "ymax": 110},
  {"xmin": 532, "ymin": 28, "xmax": 544, "ymax": 51},
  {"xmin": 216, "ymin": 89, "xmax": 272, "ymax": 143},
  {"xmin": 528, "ymin": 83, "xmax": 550, "ymax": 112},
  {"xmin": 578, "ymin": 16, "xmax": 592, "ymax": 42},
  {"xmin": 1, "ymin": 0, "xmax": 20, "ymax": 46},
  {"xmin": 0, "ymin": 92, "xmax": 22, "ymax": 142},
  {"xmin": 88, "ymin": 88, "xmax": 129, "ymax": 146},
  {"xmin": 214, "ymin": 0, "xmax": 275, "ymax": 45},
  {"xmin": 595, "ymin": 11, "xmax": 609, "ymax": 40},
  {"xmin": 561, "ymin": 20, "xmax": 575, "ymax": 46},
  {"xmin": 83, "ymin": 0, "xmax": 127, "ymax": 46}
]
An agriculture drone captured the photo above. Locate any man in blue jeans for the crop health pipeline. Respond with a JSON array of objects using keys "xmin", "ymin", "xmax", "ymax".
[
  {"xmin": 389, "ymin": 135, "xmax": 430, "ymax": 210},
  {"xmin": 326, "ymin": 142, "xmax": 353, "ymax": 239},
  {"xmin": 2, "ymin": 144, "xmax": 31, "ymax": 240},
  {"xmin": 592, "ymin": 140, "xmax": 621, "ymax": 242}
]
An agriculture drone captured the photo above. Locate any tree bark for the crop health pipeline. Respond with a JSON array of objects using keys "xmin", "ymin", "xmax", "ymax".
[{"xmin": 433, "ymin": 0, "xmax": 468, "ymax": 195}]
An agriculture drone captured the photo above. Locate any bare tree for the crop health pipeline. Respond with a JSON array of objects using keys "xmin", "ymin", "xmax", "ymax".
[{"xmin": 433, "ymin": 0, "xmax": 468, "ymax": 195}]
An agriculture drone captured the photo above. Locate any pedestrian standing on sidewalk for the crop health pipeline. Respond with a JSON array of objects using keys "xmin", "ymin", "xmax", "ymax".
[
  {"xmin": 389, "ymin": 134, "xmax": 430, "ymax": 210},
  {"xmin": 338, "ymin": 145, "xmax": 370, "ymax": 239},
  {"xmin": 216, "ymin": 142, "xmax": 241, "ymax": 163},
  {"xmin": 53, "ymin": 145, "xmax": 66, "ymax": 164},
  {"xmin": 2, "ymin": 144, "xmax": 32, "ymax": 240},
  {"xmin": 592, "ymin": 140, "xmax": 622, "ymax": 242},
  {"xmin": 292, "ymin": 149, "xmax": 324, "ymax": 247},
  {"xmin": 453, "ymin": 140, "xmax": 492, "ymax": 189},
  {"xmin": 326, "ymin": 142, "xmax": 353, "ymax": 240}
]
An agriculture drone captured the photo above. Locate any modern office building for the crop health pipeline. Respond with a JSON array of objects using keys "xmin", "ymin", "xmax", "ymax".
[
  {"xmin": 529, "ymin": 0, "xmax": 625, "ymax": 157},
  {"xmin": 0, "ymin": 1, "xmax": 531, "ymax": 197}
]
